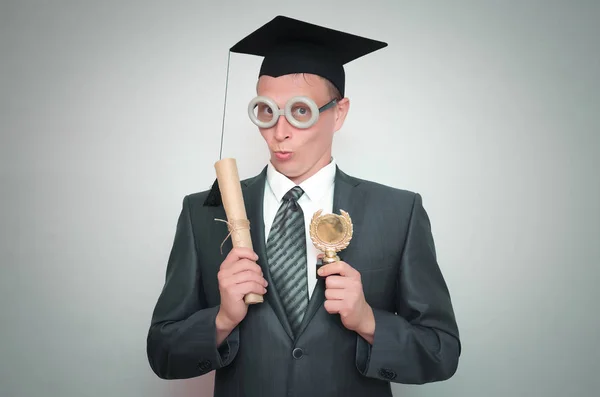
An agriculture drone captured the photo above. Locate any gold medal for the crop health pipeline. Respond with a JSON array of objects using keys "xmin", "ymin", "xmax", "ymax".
[{"xmin": 309, "ymin": 209, "xmax": 353, "ymax": 269}]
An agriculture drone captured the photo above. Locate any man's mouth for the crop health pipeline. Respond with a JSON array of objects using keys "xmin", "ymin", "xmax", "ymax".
[{"xmin": 274, "ymin": 151, "xmax": 293, "ymax": 161}]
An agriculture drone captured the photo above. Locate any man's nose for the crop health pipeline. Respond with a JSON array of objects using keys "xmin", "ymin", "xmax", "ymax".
[{"xmin": 273, "ymin": 115, "xmax": 292, "ymax": 141}]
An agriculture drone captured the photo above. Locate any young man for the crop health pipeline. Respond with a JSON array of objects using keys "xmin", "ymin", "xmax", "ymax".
[{"xmin": 147, "ymin": 16, "xmax": 460, "ymax": 397}]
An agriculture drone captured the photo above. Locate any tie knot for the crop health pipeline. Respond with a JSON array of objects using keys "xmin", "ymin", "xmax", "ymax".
[{"xmin": 284, "ymin": 186, "xmax": 304, "ymax": 202}]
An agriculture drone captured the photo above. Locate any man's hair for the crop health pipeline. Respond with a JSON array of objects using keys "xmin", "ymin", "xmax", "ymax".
[
  {"xmin": 320, "ymin": 76, "xmax": 342, "ymax": 100},
  {"xmin": 301, "ymin": 74, "xmax": 342, "ymax": 100},
  {"xmin": 256, "ymin": 73, "xmax": 343, "ymax": 100}
]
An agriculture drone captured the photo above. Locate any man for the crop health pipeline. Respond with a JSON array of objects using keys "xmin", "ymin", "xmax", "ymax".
[{"xmin": 147, "ymin": 15, "xmax": 460, "ymax": 397}]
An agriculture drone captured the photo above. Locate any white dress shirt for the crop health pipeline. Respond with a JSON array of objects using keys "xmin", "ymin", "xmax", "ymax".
[{"xmin": 263, "ymin": 159, "xmax": 336, "ymax": 299}]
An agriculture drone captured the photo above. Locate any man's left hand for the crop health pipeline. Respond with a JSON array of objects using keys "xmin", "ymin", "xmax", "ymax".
[{"xmin": 318, "ymin": 260, "xmax": 375, "ymax": 343}]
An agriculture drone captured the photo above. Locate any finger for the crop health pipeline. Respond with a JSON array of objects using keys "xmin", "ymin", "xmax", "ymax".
[
  {"xmin": 324, "ymin": 299, "xmax": 343, "ymax": 314},
  {"xmin": 222, "ymin": 247, "xmax": 259, "ymax": 268},
  {"xmin": 219, "ymin": 260, "xmax": 262, "ymax": 284},
  {"xmin": 228, "ymin": 270, "xmax": 268, "ymax": 287},
  {"xmin": 325, "ymin": 275, "xmax": 347, "ymax": 289},
  {"xmin": 324, "ymin": 288, "xmax": 345, "ymax": 300},
  {"xmin": 229, "ymin": 259, "xmax": 263, "ymax": 275},
  {"xmin": 233, "ymin": 281, "xmax": 267, "ymax": 297},
  {"xmin": 317, "ymin": 262, "xmax": 337, "ymax": 277},
  {"xmin": 318, "ymin": 261, "xmax": 356, "ymax": 278}
]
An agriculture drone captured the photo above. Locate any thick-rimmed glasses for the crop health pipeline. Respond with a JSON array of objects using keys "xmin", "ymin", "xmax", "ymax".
[{"xmin": 248, "ymin": 96, "xmax": 338, "ymax": 129}]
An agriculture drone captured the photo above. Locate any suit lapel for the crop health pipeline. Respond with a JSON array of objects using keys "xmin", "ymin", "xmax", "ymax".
[
  {"xmin": 295, "ymin": 166, "xmax": 366, "ymax": 339},
  {"xmin": 242, "ymin": 168, "xmax": 295, "ymax": 340}
]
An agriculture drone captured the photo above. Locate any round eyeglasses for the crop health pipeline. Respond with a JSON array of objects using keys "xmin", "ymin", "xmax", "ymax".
[{"xmin": 248, "ymin": 96, "xmax": 338, "ymax": 129}]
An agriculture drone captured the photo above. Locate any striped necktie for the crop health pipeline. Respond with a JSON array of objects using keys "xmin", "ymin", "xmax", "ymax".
[{"xmin": 266, "ymin": 186, "xmax": 309, "ymax": 337}]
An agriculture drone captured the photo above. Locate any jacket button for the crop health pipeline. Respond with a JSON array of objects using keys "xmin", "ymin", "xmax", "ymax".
[
  {"xmin": 292, "ymin": 348, "xmax": 304, "ymax": 359},
  {"xmin": 378, "ymin": 368, "xmax": 397, "ymax": 380},
  {"xmin": 198, "ymin": 360, "xmax": 212, "ymax": 372}
]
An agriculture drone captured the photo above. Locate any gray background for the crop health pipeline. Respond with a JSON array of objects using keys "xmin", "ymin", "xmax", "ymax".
[{"xmin": 1, "ymin": 1, "xmax": 599, "ymax": 396}]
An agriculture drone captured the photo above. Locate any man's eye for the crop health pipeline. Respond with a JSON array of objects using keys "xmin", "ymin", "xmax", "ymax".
[
  {"xmin": 293, "ymin": 106, "xmax": 309, "ymax": 115},
  {"xmin": 258, "ymin": 105, "xmax": 272, "ymax": 114}
]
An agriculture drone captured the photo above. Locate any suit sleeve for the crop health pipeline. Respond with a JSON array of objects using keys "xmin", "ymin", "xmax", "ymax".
[
  {"xmin": 147, "ymin": 195, "xmax": 240, "ymax": 379},
  {"xmin": 355, "ymin": 193, "xmax": 461, "ymax": 384}
]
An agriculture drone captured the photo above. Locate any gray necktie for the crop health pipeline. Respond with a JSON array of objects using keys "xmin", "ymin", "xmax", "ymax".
[{"xmin": 266, "ymin": 186, "xmax": 309, "ymax": 337}]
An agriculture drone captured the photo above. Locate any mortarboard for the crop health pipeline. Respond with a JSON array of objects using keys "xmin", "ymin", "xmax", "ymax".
[
  {"xmin": 228, "ymin": 15, "xmax": 388, "ymax": 98},
  {"xmin": 203, "ymin": 16, "xmax": 388, "ymax": 206}
]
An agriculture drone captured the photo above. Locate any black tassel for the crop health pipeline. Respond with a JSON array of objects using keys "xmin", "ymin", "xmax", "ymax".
[{"xmin": 203, "ymin": 178, "xmax": 222, "ymax": 207}]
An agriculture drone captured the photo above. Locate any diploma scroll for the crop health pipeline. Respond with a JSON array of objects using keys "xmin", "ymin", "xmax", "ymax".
[{"xmin": 215, "ymin": 158, "xmax": 264, "ymax": 305}]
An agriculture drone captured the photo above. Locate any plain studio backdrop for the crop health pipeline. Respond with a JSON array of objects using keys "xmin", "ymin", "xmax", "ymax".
[{"xmin": 1, "ymin": 1, "xmax": 599, "ymax": 396}]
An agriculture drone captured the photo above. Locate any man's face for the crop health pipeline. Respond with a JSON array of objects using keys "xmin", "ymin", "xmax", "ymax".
[{"xmin": 256, "ymin": 73, "xmax": 349, "ymax": 184}]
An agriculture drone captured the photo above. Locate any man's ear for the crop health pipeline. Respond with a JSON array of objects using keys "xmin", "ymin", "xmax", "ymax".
[{"xmin": 334, "ymin": 97, "xmax": 350, "ymax": 131}]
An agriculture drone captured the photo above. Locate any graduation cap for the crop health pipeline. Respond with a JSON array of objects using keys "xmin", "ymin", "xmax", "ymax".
[
  {"xmin": 229, "ymin": 15, "xmax": 388, "ymax": 98},
  {"xmin": 204, "ymin": 16, "xmax": 388, "ymax": 206}
]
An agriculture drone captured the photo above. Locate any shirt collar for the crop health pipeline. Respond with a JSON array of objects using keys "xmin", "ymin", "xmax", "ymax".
[{"xmin": 266, "ymin": 158, "xmax": 337, "ymax": 203}]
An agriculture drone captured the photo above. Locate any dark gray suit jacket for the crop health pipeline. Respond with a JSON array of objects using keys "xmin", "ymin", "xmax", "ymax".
[{"xmin": 147, "ymin": 166, "xmax": 461, "ymax": 397}]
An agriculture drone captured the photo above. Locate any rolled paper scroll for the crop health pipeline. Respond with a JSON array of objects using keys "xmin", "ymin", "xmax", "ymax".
[{"xmin": 214, "ymin": 158, "xmax": 264, "ymax": 304}]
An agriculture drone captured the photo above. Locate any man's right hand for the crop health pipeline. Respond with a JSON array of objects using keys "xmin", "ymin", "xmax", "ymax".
[{"xmin": 216, "ymin": 247, "xmax": 267, "ymax": 342}]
